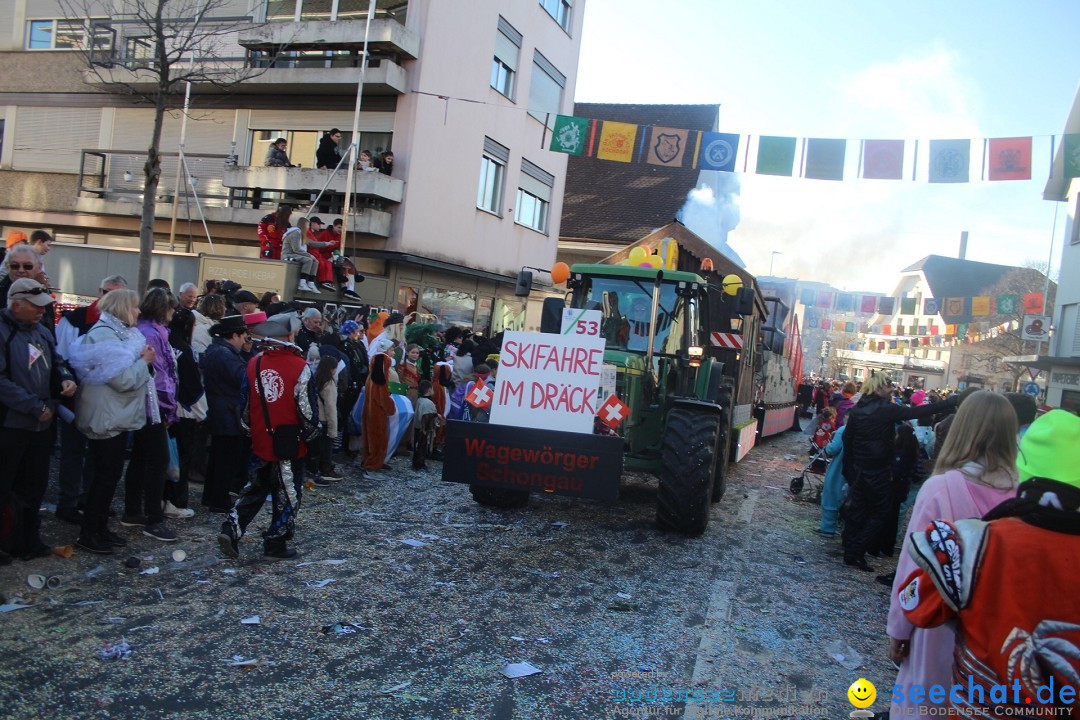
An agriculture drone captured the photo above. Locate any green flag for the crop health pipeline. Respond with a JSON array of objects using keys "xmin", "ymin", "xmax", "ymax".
[
  {"xmin": 900, "ymin": 297, "xmax": 917, "ymax": 315},
  {"xmin": 549, "ymin": 115, "xmax": 589, "ymax": 156},
  {"xmin": 756, "ymin": 136, "xmax": 797, "ymax": 176},
  {"xmin": 1065, "ymin": 134, "xmax": 1080, "ymax": 180},
  {"xmin": 996, "ymin": 294, "xmax": 1018, "ymax": 315}
]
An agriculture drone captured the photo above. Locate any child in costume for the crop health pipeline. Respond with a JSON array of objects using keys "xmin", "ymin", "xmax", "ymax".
[
  {"xmin": 361, "ymin": 353, "xmax": 396, "ymax": 475},
  {"xmin": 412, "ymin": 380, "xmax": 441, "ymax": 470}
]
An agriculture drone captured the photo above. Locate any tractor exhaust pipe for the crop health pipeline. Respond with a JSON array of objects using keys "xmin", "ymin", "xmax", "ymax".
[{"xmin": 644, "ymin": 271, "xmax": 663, "ymax": 404}]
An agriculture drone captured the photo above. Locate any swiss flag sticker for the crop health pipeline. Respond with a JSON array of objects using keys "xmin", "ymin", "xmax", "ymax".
[{"xmin": 598, "ymin": 394, "xmax": 630, "ymax": 428}]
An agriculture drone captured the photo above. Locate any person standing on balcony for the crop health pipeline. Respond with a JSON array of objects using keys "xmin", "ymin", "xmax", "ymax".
[
  {"xmin": 316, "ymin": 129, "xmax": 343, "ymax": 170},
  {"xmin": 264, "ymin": 138, "xmax": 294, "ymax": 168}
]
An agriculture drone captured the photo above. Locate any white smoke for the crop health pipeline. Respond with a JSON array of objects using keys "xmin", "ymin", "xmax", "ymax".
[{"xmin": 676, "ymin": 172, "xmax": 745, "ymax": 267}]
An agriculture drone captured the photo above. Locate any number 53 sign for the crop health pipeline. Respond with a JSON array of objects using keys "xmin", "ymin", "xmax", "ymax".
[{"xmin": 561, "ymin": 308, "xmax": 602, "ymax": 337}]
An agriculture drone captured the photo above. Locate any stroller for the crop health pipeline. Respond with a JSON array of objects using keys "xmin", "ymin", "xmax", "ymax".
[{"xmin": 789, "ymin": 440, "xmax": 831, "ymax": 500}]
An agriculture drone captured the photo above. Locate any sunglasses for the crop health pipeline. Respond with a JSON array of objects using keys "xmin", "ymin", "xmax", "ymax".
[
  {"xmin": 10, "ymin": 263, "xmax": 36, "ymax": 271},
  {"xmin": 14, "ymin": 286, "xmax": 52, "ymax": 296}
]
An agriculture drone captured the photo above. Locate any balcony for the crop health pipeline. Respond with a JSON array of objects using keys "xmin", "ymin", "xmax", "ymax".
[
  {"xmin": 75, "ymin": 150, "xmax": 393, "ymax": 237},
  {"xmin": 222, "ymin": 165, "xmax": 404, "ymax": 204},
  {"xmin": 238, "ymin": 19, "xmax": 419, "ymax": 60}
]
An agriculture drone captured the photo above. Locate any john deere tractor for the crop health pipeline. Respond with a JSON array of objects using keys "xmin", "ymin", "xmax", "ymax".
[{"xmin": 557, "ymin": 264, "xmax": 731, "ymax": 535}]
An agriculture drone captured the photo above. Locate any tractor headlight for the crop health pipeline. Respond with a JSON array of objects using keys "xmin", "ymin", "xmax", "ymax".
[{"xmin": 687, "ymin": 346, "xmax": 704, "ymax": 358}]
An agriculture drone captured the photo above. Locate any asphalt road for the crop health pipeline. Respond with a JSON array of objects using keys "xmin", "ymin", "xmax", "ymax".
[{"xmin": 0, "ymin": 421, "xmax": 902, "ymax": 720}]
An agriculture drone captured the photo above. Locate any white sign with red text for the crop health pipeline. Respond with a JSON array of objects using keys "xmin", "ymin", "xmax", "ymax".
[
  {"xmin": 490, "ymin": 330, "xmax": 606, "ymax": 434},
  {"xmin": 560, "ymin": 308, "xmax": 602, "ymax": 338}
]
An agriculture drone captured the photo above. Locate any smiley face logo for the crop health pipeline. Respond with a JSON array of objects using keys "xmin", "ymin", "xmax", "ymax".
[{"xmin": 847, "ymin": 678, "xmax": 876, "ymax": 708}]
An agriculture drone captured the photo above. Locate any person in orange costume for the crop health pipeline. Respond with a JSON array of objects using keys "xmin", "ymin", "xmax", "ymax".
[
  {"xmin": 361, "ymin": 353, "xmax": 396, "ymax": 475},
  {"xmin": 898, "ymin": 410, "xmax": 1080, "ymax": 717}
]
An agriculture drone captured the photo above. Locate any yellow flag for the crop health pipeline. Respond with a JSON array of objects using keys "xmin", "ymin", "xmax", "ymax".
[
  {"xmin": 971, "ymin": 296, "xmax": 991, "ymax": 316},
  {"xmin": 596, "ymin": 121, "xmax": 638, "ymax": 163}
]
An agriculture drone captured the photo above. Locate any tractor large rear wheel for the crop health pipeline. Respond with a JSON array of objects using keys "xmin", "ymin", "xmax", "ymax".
[
  {"xmin": 657, "ymin": 409, "xmax": 719, "ymax": 536},
  {"xmin": 469, "ymin": 484, "xmax": 530, "ymax": 509}
]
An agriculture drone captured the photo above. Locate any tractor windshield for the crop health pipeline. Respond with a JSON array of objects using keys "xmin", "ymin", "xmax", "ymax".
[{"xmin": 580, "ymin": 276, "xmax": 690, "ymax": 355}]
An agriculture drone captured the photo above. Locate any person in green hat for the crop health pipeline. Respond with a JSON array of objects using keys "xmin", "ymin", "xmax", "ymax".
[{"xmin": 897, "ymin": 410, "xmax": 1080, "ymax": 716}]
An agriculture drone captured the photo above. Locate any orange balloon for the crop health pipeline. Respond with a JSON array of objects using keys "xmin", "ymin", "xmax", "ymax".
[{"xmin": 550, "ymin": 261, "xmax": 570, "ymax": 285}]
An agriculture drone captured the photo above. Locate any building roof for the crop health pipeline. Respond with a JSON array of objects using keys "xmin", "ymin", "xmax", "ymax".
[
  {"xmin": 560, "ymin": 103, "xmax": 718, "ymax": 244},
  {"xmin": 901, "ymin": 255, "xmax": 1027, "ymax": 321}
]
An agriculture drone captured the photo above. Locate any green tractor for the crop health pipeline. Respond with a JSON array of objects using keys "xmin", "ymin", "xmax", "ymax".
[{"xmin": 551, "ymin": 263, "xmax": 731, "ymax": 535}]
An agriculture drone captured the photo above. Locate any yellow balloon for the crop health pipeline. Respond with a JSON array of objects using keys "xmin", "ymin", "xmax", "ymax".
[
  {"xmin": 722, "ymin": 273, "xmax": 743, "ymax": 296},
  {"xmin": 628, "ymin": 247, "xmax": 648, "ymax": 265}
]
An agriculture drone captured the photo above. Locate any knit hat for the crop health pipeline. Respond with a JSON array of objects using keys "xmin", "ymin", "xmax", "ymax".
[
  {"xmin": 6, "ymin": 231, "xmax": 28, "ymax": 249},
  {"xmin": 910, "ymin": 390, "xmax": 926, "ymax": 406},
  {"xmin": 1016, "ymin": 410, "xmax": 1080, "ymax": 488},
  {"xmin": 341, "ymin": 320, "xmax": 360, "ymax": 336}
]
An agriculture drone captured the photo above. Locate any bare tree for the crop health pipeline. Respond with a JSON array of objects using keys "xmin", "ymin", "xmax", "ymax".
[
  {"xmin": 962, "ymin": 268, "xmax": 1056, "ymax": 390},
  {"xmin": 61, "ymin": 0, "xmax": 275, "ymax": 292}
]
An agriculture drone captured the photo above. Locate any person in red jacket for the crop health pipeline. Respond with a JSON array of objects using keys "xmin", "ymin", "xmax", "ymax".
[
  {"xmin": 314, "ymin": 219, "xmax": 362, "ymax": 300},
  {"xmin": 256, "ymin": 205, "xmax": 292, "ymax": 260},
  {"xmin": 898, "ymin": 410, "xmax": 1080, "ymax": 717},
  {"xmin": 218, "ymin": 312, "xmax": 317, "ymax": 560}
]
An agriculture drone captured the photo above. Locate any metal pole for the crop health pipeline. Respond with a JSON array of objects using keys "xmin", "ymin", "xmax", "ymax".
[
  {"xmin": 769, "ymin": 250, "xmax": 781, "ymax": 277},
  {"xmin": 180, "ymin": 152, "xmax": 215, "ymax": 252},
  {"xmin": 341, "ymin": 0, "xmax": 378, "ymax": 256},
  {"xmin": 1036, "ymin": 201, "xmax": 1059, "ymax": 358},
  {"xmin": 169, "ymin": 57, "xmax": 195, "ymax": 251}
]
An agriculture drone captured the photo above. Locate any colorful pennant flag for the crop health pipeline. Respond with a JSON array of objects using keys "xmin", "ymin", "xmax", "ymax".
[
  {"xmin": 921, "ymin": 337, "xmax": 930, "ymax": 346},
  {"xmin": 549, "ymin": 115, "xmax": 588, "ymax": 156},
  {"xmin": 800, "ymin": 289, "xmax": 816, "ymax": 306},
  {"xmin": 957, "ymin": 323, "xmax": 969, "ymax": 337},
  {"xmin": 987, "ymin": 137, "xmax": 1032, "ymax": 181},
  {"xmin": 900, "ymin": 297, "xmax": 917, "ymax": 315},
  {"xmin": 883, "ymin": 325, "xmax": 891, "ymax": 335},
  {"xmin": 924, "ymin": 298, "xmax": 939, "ymax": 315},
  {"xmin": 1024, "ymin": 292, "xmax": 1045, "ymax": 314},
  {"xmin": 909, "ymin": 325, "xmax": 918, "ymax": 335},
  {"xmin": 877, "ymin": 342, "xmax": 885, "ymax": 352},
  {"xmin": 863, "ymin": 140, "xmax": 904, "ymax": 180},
  {"xmin": 816, "ymin": 291, "xmax": 834, "ymax": 309},
  {"xmin": 877, "ymin": 297, "xmax": 895, "ymax": 315},
  {"xmin": 698, "ymin": 132, "xmax": 740, "ymax": 172},
  {"xmin": 809, "ymin": 318, "xmax": 818, "ymax": 329},
  {"xmin": 889, "ymin": 340, "xmax": 898, "ymax": 349},
  {"xmin": 944, "ymin": 297, "xmax": 966, "ymax": 318},
  {"xmin": 835, "ymin": 293, "xmax": 854, "ymax": 312},
  {"xmin": 596, "ymin": 121, "xmax": 638, "ymax": 163},
  {"xmin": 945, "ymin": 324, "xmax": 957, "ymax": 336},
  {"xmin": 971, "ymin": 296, "xmax": 991, "ymax": 316},
  {"xmin": 896, "ymin": 324, "xmax": 905, "ymax": 336},
  {"xmin": 1064, "ymin": 134, "xmax": 1080, "ymax": 180},
  {"xmin": 845, "ymin": 321, "xmax": 855, "ymax": 332},
  {"xmin": 996, "ymin": 294, "xmax": 1019, "ymax": 315},
  {"xmin": 928, "ymin": 139, "xmax": 970, "ymax": 183},
  {"xmin": 821, "ymin": 319, "xmax": 831, "ymax": 330},
  {"xmin": 861, "ymin": 295, "xmax": 878, "ymax": 313},
  {"xmin": 918, "ymin": 325, "xmax": 927, "ymax": 335},
  {"xmin": 646, "ymin": 127, "xmax": 690, "ymax": 167},
  {"xmin": 930, "ymin": 325, "xmax": 939, "ymax": 336},
  {"xmin": 804, "ymin": 138, "xmax": 846, "ymax": 181},
  {"xmin": 756, "ymin": 136, "xmax": 797, "ymax": 176}
]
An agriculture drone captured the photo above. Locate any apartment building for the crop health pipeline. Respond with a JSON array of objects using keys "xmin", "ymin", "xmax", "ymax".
[{"xmin": 0, "ymin": 0, "xmax": 584, "ymax": 332}]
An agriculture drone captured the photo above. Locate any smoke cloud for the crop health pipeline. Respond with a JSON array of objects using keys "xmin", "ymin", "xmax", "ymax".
[{"xmin": 676, "ymin": 172, "xmax": 745, "ymax": 267}]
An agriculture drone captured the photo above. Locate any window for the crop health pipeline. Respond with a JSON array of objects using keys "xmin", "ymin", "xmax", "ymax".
[
  {"xmin": 27, "ymin": 19, "xmax": 104, "ymax": 50},
  {"xmin": 527, "ymin": 51, "xmax": 566, "ymax": 127},
  {"xmin": 515, "ymin": 158, "xmax": 554, "ymax": 234},
  {"xmin": 422, "ymin": 287, "xmax": 476, "ymax": 329},
  {"xmin": 477, "ymin": 137, "xmax": 508, "ymax": 215},
  {"xmin": 539, "ymin": 0, "xmax": 573, "ymax": 33},
  {"xmin": 491, "ymin": 17, "xmax": 521, "ymax": 100}
]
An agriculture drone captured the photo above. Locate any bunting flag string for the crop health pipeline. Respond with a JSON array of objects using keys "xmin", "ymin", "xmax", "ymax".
[
  {"xmin": 795, "ymin": 289, "xmax": 1044, "ymax": 321},
  {"xmin": 547, "ymin": 113, "xmax": 1077, "ymax": 183}
]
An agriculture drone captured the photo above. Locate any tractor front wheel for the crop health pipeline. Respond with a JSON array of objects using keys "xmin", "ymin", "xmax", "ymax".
[{"xmin": 657, "ymin": 408, "xmax": 719, "ymax": 536}]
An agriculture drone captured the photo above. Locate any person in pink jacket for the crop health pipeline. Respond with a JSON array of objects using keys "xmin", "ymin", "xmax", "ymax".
[{"xmin": 885, "ymin": 391, "xmax": 1018, "ymax": 718}]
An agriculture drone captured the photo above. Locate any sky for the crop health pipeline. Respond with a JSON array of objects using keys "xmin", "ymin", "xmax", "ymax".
[{"xmin": 572, "ymin": 0, "xmax": 1080, "ymax": 293}]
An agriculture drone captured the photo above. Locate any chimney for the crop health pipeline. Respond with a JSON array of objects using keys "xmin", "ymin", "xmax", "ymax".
[{"xmin": 958, "ymin": 231, "xmax": 969, "ymax": 260}]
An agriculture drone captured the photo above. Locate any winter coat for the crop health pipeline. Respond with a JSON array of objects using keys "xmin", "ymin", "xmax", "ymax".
[
  {"xmin": 137, "ymin": 319, "xmax": 178, "ymax": 423},
  {"xmin": 0, "ymin": 308, "xmax": 68, "ymax": 431},
  {"xmin": 316, "ymin": 135, "xmax": 342, "ymax": 169},
  {"xmin": 264, "ymin": 144, "xmax": 292, "ymax": 167},
  {"xmin": 200, "ymin": 337, "xmax": 247, "ymax": 436},
  {"xmin": 842, "ymin": 393, "xmax": 953, "ymax": 476},
  {"xmin": 70, "ymin": 314, "xmax": 152, "ymax": 440},
  {"xmin": 168, "ymin": 329, "xmax": 204, "ymax": 411}
]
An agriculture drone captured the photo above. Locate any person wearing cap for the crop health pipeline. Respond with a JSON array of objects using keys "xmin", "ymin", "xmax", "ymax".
[
  {"xmin": 66, "ymin": 288, "xmax": 155, "ymax": 555},
  {"xmin": 305, "ymin": 216, "xmax": 336, "ymax": 290},
  {"xmin": 0, "ymin": 246, "xmax": 55, "ymax": 339},
  {"xmin": 899, "ymin": 409, "xmax": 1080, "ymax": 716},
  {"xmin": 231, "ymin": 289, "xmax": 259, "ymax": 316},
  {"xmin": 219, "ymin": 312, "xmax": 318, "ymax": 560},
  {"xmin": 199, "ymin": 315, "xmax": 252, "ymax": 512},
  {"xmin": 281, "ymin": 217, "xmax": 322, "ymax": 294},
  {"xmin": 0, "ymin": 278, "xmax": 77, "ymax": 563},
  {"xmin": 264, "ymin": 137, "xmax": 294, "ymax": 167}
]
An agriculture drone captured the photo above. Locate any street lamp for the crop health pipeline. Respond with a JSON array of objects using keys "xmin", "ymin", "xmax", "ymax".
[{"xmin": 769, "ymin": 251, "xmax": 782, "ymax": 276}]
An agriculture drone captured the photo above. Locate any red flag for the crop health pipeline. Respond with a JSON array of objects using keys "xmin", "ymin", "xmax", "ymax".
[
  {"xmin": 987, "ymin": 137, "xmax": 1032, "ymax": 181},
  {"xmin": 883, "ymin": 325, "xmax": 891, "ymax": 335},
  {"xmin": 863, "ymin": 140, "xmax": 904, "ymax": 180},
  {"xmin": 860, "ymin": 295, "xmax": 877, "ymax": 313},
  {"xmin": 1024, "ymin": 292, "xmax": 1044, "ymax": 314}
]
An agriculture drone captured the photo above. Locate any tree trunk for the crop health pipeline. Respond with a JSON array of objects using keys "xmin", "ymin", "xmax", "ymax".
[{"xmin": 138, "ymin": 93, "xmax": 168, "ymax": 294}]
